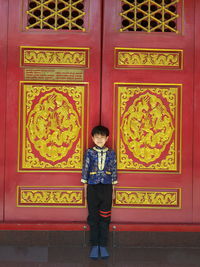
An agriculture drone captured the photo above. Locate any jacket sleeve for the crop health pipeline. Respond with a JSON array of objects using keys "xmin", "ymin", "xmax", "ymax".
[
  {"xmin": 111, "ymin": 151, "xmax": 118, "ymax": 185},
  {"xmin": 81, "ymin": 149, "xmax": 90, "ymax": 184}
]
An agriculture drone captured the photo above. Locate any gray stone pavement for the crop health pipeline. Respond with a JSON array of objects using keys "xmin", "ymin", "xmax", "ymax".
[{"xmin": 0, "ymin": 246, "xmax": 200, "ymax": 266}]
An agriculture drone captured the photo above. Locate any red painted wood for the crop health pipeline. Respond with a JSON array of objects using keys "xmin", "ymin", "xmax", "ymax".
[
  {"xmin": 1, "ymin": 0, "xmax": 200, "ymax": 231},
  {"xmin": 1, "ymin": 222, "xmax": 200, "ymax": 232},
  {"xmin": 0, "ymin": 0, "xmax": 8, "ymax": 221},
  {"xmin": 4, "ymin": 0, "xmax": 102, "ymax": 222},
  {"xmin": 101, "ymin": 0, "xmax": 195, "ymax": 223},
  {"xmin": 193, "ymin": 0, "xmax": 200, "ymax": 223}
]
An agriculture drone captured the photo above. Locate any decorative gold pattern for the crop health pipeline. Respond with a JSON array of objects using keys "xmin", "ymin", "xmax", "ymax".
[
  {"xmin": 17, "ymin": 186, "xmax": 85, "ymax": 207},
  {"xmin": 114, "ymin": 187, "xmax": 181, "ymax": 209},
  {"xmin": 19, "ymin": 82, "xmax": 88, "ymax": 171},
  {"xmin": 115, "ymin": 48, "xmax": 183, "ymax": 69},
  {"xmin": 20, "ymin": 47, "xmax": 89, "ymax": 68},
  {"xmin": 26, "ymin": 0, "xmax": 86, "ymax": 31},
  {"xmin": 115, "ymin": 83, "xmax": 181, "ymax": 172},
  {"xmin": 120, "ymin": 0, "xmax": 180, "ymax": 33},
  {"xmin": 122, "ymin": 92, "xmax": 174, "ymax": 163},
  {"xmin": 27, "ymin": 91, "xmax": 80, "ymax": 162},
  {"xmin": 93, "ymin": 147, "xmax": 108, "ymax": 170}
]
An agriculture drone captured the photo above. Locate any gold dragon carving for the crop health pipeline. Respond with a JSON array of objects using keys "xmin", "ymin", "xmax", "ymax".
[
  {"xmin": 23, "ymin": 50, "xmax": 86, "ymax": 66},
  {"xmin": 121, "ymin": 92, "xmax": 174, "ymax": 163},
  {"xmin": 118, "ymin": 86, "xmax": 178, "ymax": 170},
  {"xmin": 115, "ymin": 190, "xmax": 178, "ymax": 207},
  {"xmin": 22, "ymin": 84, "xmax": 84, "ymax": 169},
  {"xmin": 20, "ymin": 190, "xmax": 83, "ymax": 205},
  {"xmin": 27, "ymin": 91, "xmax": 80, "ymax": 162},
  {"xmin": 118, "ymin": 51, "xmax": 180, "ymax": 67}
]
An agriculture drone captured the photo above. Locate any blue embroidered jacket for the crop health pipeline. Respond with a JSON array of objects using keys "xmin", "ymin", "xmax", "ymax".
[{"xmin": 81, "ymin": 146, "xmax": 117, "ymax": 185}]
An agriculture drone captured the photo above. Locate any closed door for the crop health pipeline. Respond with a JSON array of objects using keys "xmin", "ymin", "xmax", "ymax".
[{"xmin": 0, "ymin": 0, "xmax": 199, "ymax": 224}]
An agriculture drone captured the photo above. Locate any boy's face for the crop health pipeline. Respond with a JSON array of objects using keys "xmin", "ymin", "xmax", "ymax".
[{"xmin": 92, "ymin": 134, "xmax": 109, "ymax": 148}]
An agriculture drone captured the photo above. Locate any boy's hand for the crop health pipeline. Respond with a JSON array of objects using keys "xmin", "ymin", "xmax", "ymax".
[
  {"xmin": 84, "ymin": 184, "xmax": 87, "ymax": 198},
  {"xmin": 112, "ymin": 185, "xmax": 116, "ymax": 200}
]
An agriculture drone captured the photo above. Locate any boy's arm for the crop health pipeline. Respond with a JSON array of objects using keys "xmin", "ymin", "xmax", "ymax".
[
  {"xmin": 111, "ymin": 151, "xmax": 118, "ymax": 185},
  {"xmin": 81, "ymin": 150, "xmax": 90, "ymax": 197},
  {"xmin": 84, "ymin": 183, "xmax": 87, "ymax": 199},
  {"xmin": 111, "ymin": 151, "xmax": 117, "ymax": 200}
]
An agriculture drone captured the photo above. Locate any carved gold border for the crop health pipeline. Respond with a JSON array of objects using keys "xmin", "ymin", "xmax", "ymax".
[
  {"xmin": 17, "ymin": 186, "xmax": 86, "ymax": 208},
  {"xmin": 20, "ymin": 46, "xmax": 90, "ymax": 68},
  {"xmin": 113, "ymin": 83, "xmax": 182, "ymax": 173},
  {"xmin": 114, "ymin": 48, "xmax": 183, "ymax": 70},
  {"xmin": 18, "ymin": 81, "xmax": 89, "ymax": 172},
  {"xmin": 113, "ymin": 187, "xmax": 181, "ymax": 209}
]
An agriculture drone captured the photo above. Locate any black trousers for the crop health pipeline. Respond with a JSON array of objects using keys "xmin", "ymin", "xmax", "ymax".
[{"xmin": 87, "ymin": 183, "xmax": 113, "ymax": 246}]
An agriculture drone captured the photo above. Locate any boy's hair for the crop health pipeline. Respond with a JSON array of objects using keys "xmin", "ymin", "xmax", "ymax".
[{"xmin": 91, "ymin": 125, "xmax": 109, "ymax": 137}]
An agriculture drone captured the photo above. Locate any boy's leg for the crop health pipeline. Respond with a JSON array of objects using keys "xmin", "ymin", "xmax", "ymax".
[
  {"xmin": 98, "ymin": 184, "xmax": 113, "ymax": 247},
  {"xmin": 87, "ymin": 184, "xmax": 100, "ymax": 246}
]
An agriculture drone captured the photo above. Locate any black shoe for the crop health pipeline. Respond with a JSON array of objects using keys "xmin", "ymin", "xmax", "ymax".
[
  {"xmin": 89, "ymin": 246, "xmax": 99, "ymax": 260},
  {"xmin": 99, "ymin": 246, "xmax": 109, "ymax": 259}
]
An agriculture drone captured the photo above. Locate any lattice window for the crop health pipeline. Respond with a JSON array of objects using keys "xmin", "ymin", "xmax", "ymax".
[
  {"xmin": 120, "ymin": 0, "xmax": 179, "ymax": 33},
  {"xmin": 26, "ymin": 0, "xmax": 85, "ymax": 31}
]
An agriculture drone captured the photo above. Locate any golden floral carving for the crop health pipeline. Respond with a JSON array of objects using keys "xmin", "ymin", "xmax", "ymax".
[{"xmin": 23, "ymin": 140, "xmax": 82, "ymax": 169}]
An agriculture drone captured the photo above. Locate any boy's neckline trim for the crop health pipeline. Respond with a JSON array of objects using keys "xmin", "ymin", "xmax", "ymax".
[{"xmin": 93, "ymin": 146, "xmax": 108, "ymax": 152}]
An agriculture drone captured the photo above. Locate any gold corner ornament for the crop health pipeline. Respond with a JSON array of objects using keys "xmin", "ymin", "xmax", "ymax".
[
  {"xmin": 19, "ymin": 82, "xmax": 88, "ymax": 171},
  {"xmin": 115, "ymin": 83, "xmax": 181, "ymax": 172}
]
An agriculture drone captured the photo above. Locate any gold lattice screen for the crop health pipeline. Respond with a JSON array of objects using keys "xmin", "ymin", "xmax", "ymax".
[
  {"xmin": 120, "ymin": 0, "xmax": 180, "ymax": 33},
  {"xmin": 26, "ymin": 0, "xmax": 85, "ymax": 31}
]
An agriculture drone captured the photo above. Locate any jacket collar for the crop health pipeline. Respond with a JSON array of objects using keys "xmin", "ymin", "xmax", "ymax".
[{"xmin": 93, "ymin": 146, "xmax": 108, "ymax": 152}]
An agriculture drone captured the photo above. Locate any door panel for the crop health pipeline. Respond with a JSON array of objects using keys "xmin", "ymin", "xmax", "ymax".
[
  {"xmin": 193, "ymin": 0, "xmax": 200, "ymax": 223},
  {"xmin": 0, "ymin": 0, "xmax": 8, "ymax": 221},
  {"xmin": 5, "ymin": 0, "xmax": 101, "ymax": 222},
  {"xmin": 102, "ymin": 0, "xmax": 194, "ymax": 222}
]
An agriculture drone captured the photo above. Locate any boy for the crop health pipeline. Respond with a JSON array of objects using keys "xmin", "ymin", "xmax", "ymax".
[{"xmin": 81, "ymin": 125, "xmax": 117, "ymax": 260}]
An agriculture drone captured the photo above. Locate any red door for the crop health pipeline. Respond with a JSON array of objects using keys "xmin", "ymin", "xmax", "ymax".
[
  {"xmin": 102, "ymin": 0, "xmax": 194, "ymax": 223},
  {"xmin": 4, "ymin": 0, "xmax": 102, "ymax": 222},
  {"xmin": 0, "ymin": 0, "xmax": 8, "ymax": 221},
  {"xmin": 0, "ymin": 0, "xmax": 200, "ymax": 226}
]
